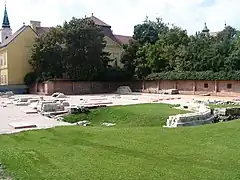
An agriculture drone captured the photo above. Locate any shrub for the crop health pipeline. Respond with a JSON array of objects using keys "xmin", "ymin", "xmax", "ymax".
[
  {"xmin": 24, "ymin": 72, "xmax": 37, "ymax": 86},
  {"xmin": 146, "ymin": 71, "xmax": 240, "ymax": 80}
]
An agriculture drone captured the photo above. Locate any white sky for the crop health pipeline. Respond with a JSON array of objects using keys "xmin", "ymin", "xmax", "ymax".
[{"xmin": 3, "ymin": 0, "xmax": 240, "ymax": 36}]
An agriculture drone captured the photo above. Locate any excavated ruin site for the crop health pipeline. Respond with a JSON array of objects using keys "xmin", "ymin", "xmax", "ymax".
[{"xmin": 0, "ymin": 87, "xmax": 239, "ymax": 134}]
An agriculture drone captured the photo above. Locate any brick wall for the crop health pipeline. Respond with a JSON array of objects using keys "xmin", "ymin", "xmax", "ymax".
[{"xmin": 29, "ymin": 79, "xmax": 240, "ymax": 97}]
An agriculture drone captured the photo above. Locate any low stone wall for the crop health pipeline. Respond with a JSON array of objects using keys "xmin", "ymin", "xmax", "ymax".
[
  {"xmin": 29, "ymin": 79, "xmax": 240, "ymax": 96},
  {"xmin": 165, "ymin": 104, "xmax": 214, "ymax": 128}
]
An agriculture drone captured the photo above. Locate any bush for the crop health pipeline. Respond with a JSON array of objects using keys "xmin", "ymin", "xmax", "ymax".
[
  {"xmin": 24, "ymin": 72, "xmax": 37, "ymax": 86},
  {"xmin": 146, "ymin": 71, "xmax": 240, "ymax": 80}
]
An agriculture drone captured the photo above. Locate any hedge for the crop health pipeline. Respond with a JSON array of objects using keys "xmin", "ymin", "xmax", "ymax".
[{"xmin": 145, "ymin": 71, "xmax": 240, "ymax": 80}]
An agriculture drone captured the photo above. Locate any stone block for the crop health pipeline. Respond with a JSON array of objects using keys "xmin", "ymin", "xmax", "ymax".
[
  {"xmin": 116, "ymin": 86, "xmax": 132, "ymax": 95},
  {"xmin": 165, "ymin": 89, "xmax": 179, "ymax": 95},
  {"xmin": 9, "ymin": 122, "xmax": 37, "ymax": 129},
  {"xmin": 41, "ymin": 103, "xmax": 65, "ymax": 113}
]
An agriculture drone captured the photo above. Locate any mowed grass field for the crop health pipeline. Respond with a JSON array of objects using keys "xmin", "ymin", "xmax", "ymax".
[{"xmin": 1, "ymin": 104, "xmax": 240, "ymax": 180}]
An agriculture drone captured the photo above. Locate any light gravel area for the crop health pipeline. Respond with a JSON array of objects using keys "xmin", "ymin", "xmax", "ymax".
[{"xmin": 0, "ymin": 93, "xmax": 236, "ymax": 134}]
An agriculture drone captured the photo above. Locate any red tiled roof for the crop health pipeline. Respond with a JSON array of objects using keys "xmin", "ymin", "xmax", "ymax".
[{"xmin": 114, "ymin": 35, "xmax": 132, "ymax": 45}]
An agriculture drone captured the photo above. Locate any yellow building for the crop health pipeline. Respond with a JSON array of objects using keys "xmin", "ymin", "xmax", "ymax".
[
  {"xmin": 0, "ymin": 4, "xmax": 37, "ymax": 92},
  {"xmin": 0, "ymin": 5, "xmax": 131, "ymax": 91}
]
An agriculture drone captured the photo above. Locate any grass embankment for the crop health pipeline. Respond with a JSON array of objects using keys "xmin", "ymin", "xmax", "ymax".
[
  {"xmin": 1, "ymin": 104, "xmax": 240, "ymax": 179},
  {"xmin": 209, "ymin": 104, "xmax": 240, "ymax": 109},
  {"xmin": 63, "ymin": 103, "xmax": 185, "ymax": 127}
]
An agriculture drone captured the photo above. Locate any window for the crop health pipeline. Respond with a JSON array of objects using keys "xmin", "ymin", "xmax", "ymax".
[
  {"xmin": 4, "ymin": 53, "xmax": 7, "ymax": 65},
  {"xmin": 0, "ymin": 56, "xmax": 2, "ymax": 66},
  {"xmin": 4, "ymin": 75, "xmax": 7, "ymax": 84},
  {"xmin": 204, "ymin": 83, "xmax": 208, "ymax": 88},
  {"xmin": 2, "ymin": 54, "xmax": 5, "ymax": 65},
  {"xmin": 227, "ymin": 84, "xmax": 232, "ymax": 89}
]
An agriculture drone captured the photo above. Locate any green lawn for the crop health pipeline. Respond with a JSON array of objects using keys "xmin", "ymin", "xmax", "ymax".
[
  {"xmin": 63, "ymin": 103, "xmax": 185, "ymax": 127},
  {"xmin": 1, "ymin": 104, "xmax": 240, "ymax": 179}
]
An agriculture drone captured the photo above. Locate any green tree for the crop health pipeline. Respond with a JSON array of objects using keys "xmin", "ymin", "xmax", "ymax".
[
  {"xmin": 29, "ymin": 27, "xmax": 65, "ymax": 81},
  {"xmin": 133, "ymin": 17, "xmax": 168, "ymax": 44},
  {"xmin": 62, "ymin": 17, "xmax": 111, "ymax": 80},
  {"xmin": 120, "ymin": 40, "xmax": 140, "ymax": 77},
  {"xmin": 144, "ymin": 26, "xmax": 190, "ymax": 72}
]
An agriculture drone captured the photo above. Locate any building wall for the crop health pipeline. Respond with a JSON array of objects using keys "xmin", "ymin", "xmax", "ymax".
[
  {"xmin": 104, "ymin": 36, "xmax": 123, "ymax": 67},
  {"xmin": 7, "ymin": 26, "xmax": 37, "ymax": 85}
]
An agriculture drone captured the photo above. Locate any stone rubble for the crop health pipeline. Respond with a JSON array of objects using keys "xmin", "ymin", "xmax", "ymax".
[{"xmin": 214, "ymin": 107, "xmax": 240, "ymax": 122}]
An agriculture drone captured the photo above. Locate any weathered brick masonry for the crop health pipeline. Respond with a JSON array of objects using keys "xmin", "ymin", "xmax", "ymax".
[{"xmin": 29, "ymin": 79, "xmax": 240, "ymax": 97}]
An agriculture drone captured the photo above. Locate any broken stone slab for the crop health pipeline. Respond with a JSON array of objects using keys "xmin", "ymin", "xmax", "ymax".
[
  {"xmin": 15, "ymin": 102, "xmax": 29, "ymax": 106},
  {"xmin": 164, "ymin": 89, "xmax": 179, "ymax": 95},
  {"xmin": 9, "ymin": 122, "xmax": 37, "ymax": 129},
  {"xmin": 41, "ymin": 110, "xmax": 69, "ymax": 116},
  {"xmin": 102, "ymin": 122, "xmax": 116, "ymax": 127},
  {"xmin": 27, "ymin": 99, "xmax": 39, "ymax": 104},
  {"xmin": 83, "ymin": 101, "xmax": 113, "ymax": 106},
  {"xmin": 17, "ymin": 97, "xmax": 31, "ymax": 103},
  {"xmin": 24, "ymin": 109, "xmax": 38, "ymax": 114},
  {"xmin": 74, "ymin": 121, "xmax": 91, "ymax": 126}
]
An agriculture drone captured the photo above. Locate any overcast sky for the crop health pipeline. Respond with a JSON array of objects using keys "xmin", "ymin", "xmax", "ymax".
[{"xmin": 3, "ymin": 0, "xmax": 240, "ymax": 36}]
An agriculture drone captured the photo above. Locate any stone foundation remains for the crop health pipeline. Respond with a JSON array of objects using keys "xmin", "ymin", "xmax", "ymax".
[{"xmin": 165, "ymin": 103, "xmax": 214, "ymax": 128}]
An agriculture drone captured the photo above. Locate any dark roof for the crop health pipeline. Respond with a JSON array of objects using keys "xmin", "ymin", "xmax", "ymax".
[
  {"xmin": 36, "ymin": 27, "xmax": 50, "ymax": 36},
  {"xmin": 0, "ymin": 25, "xmax": 29, "ymax": 48},
  {"xmin": 91, "ymin": 16, "xmax": 111, "ymax": 27},
  {"xmin": 100, "ymin": 26, "xmax": 122, "ymax": 45},
  {"xmin": 2, "ymin": 4, "xmax": 10, "ymax": 28},
  {"xmin": 114, "ymin": 35, "xmax": 132, "ymax": 45}
]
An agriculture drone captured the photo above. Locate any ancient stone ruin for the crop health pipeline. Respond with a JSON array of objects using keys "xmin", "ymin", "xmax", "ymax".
[
  {"xmin": 165, "ymin": 103, "xmax": 214, "ymax": 128},
  {"xmin": 165, "ymin": 100, "xmax": 240, "ymax": 128},
  {"xmin": 116, "ymin": 86, "xmax": 132, "ymax": 95}
]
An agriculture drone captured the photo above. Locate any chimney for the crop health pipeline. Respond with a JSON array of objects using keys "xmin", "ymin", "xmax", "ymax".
[{"xmin": 30, "ymin": 20, "xmax": 41, "ymax": 32}]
